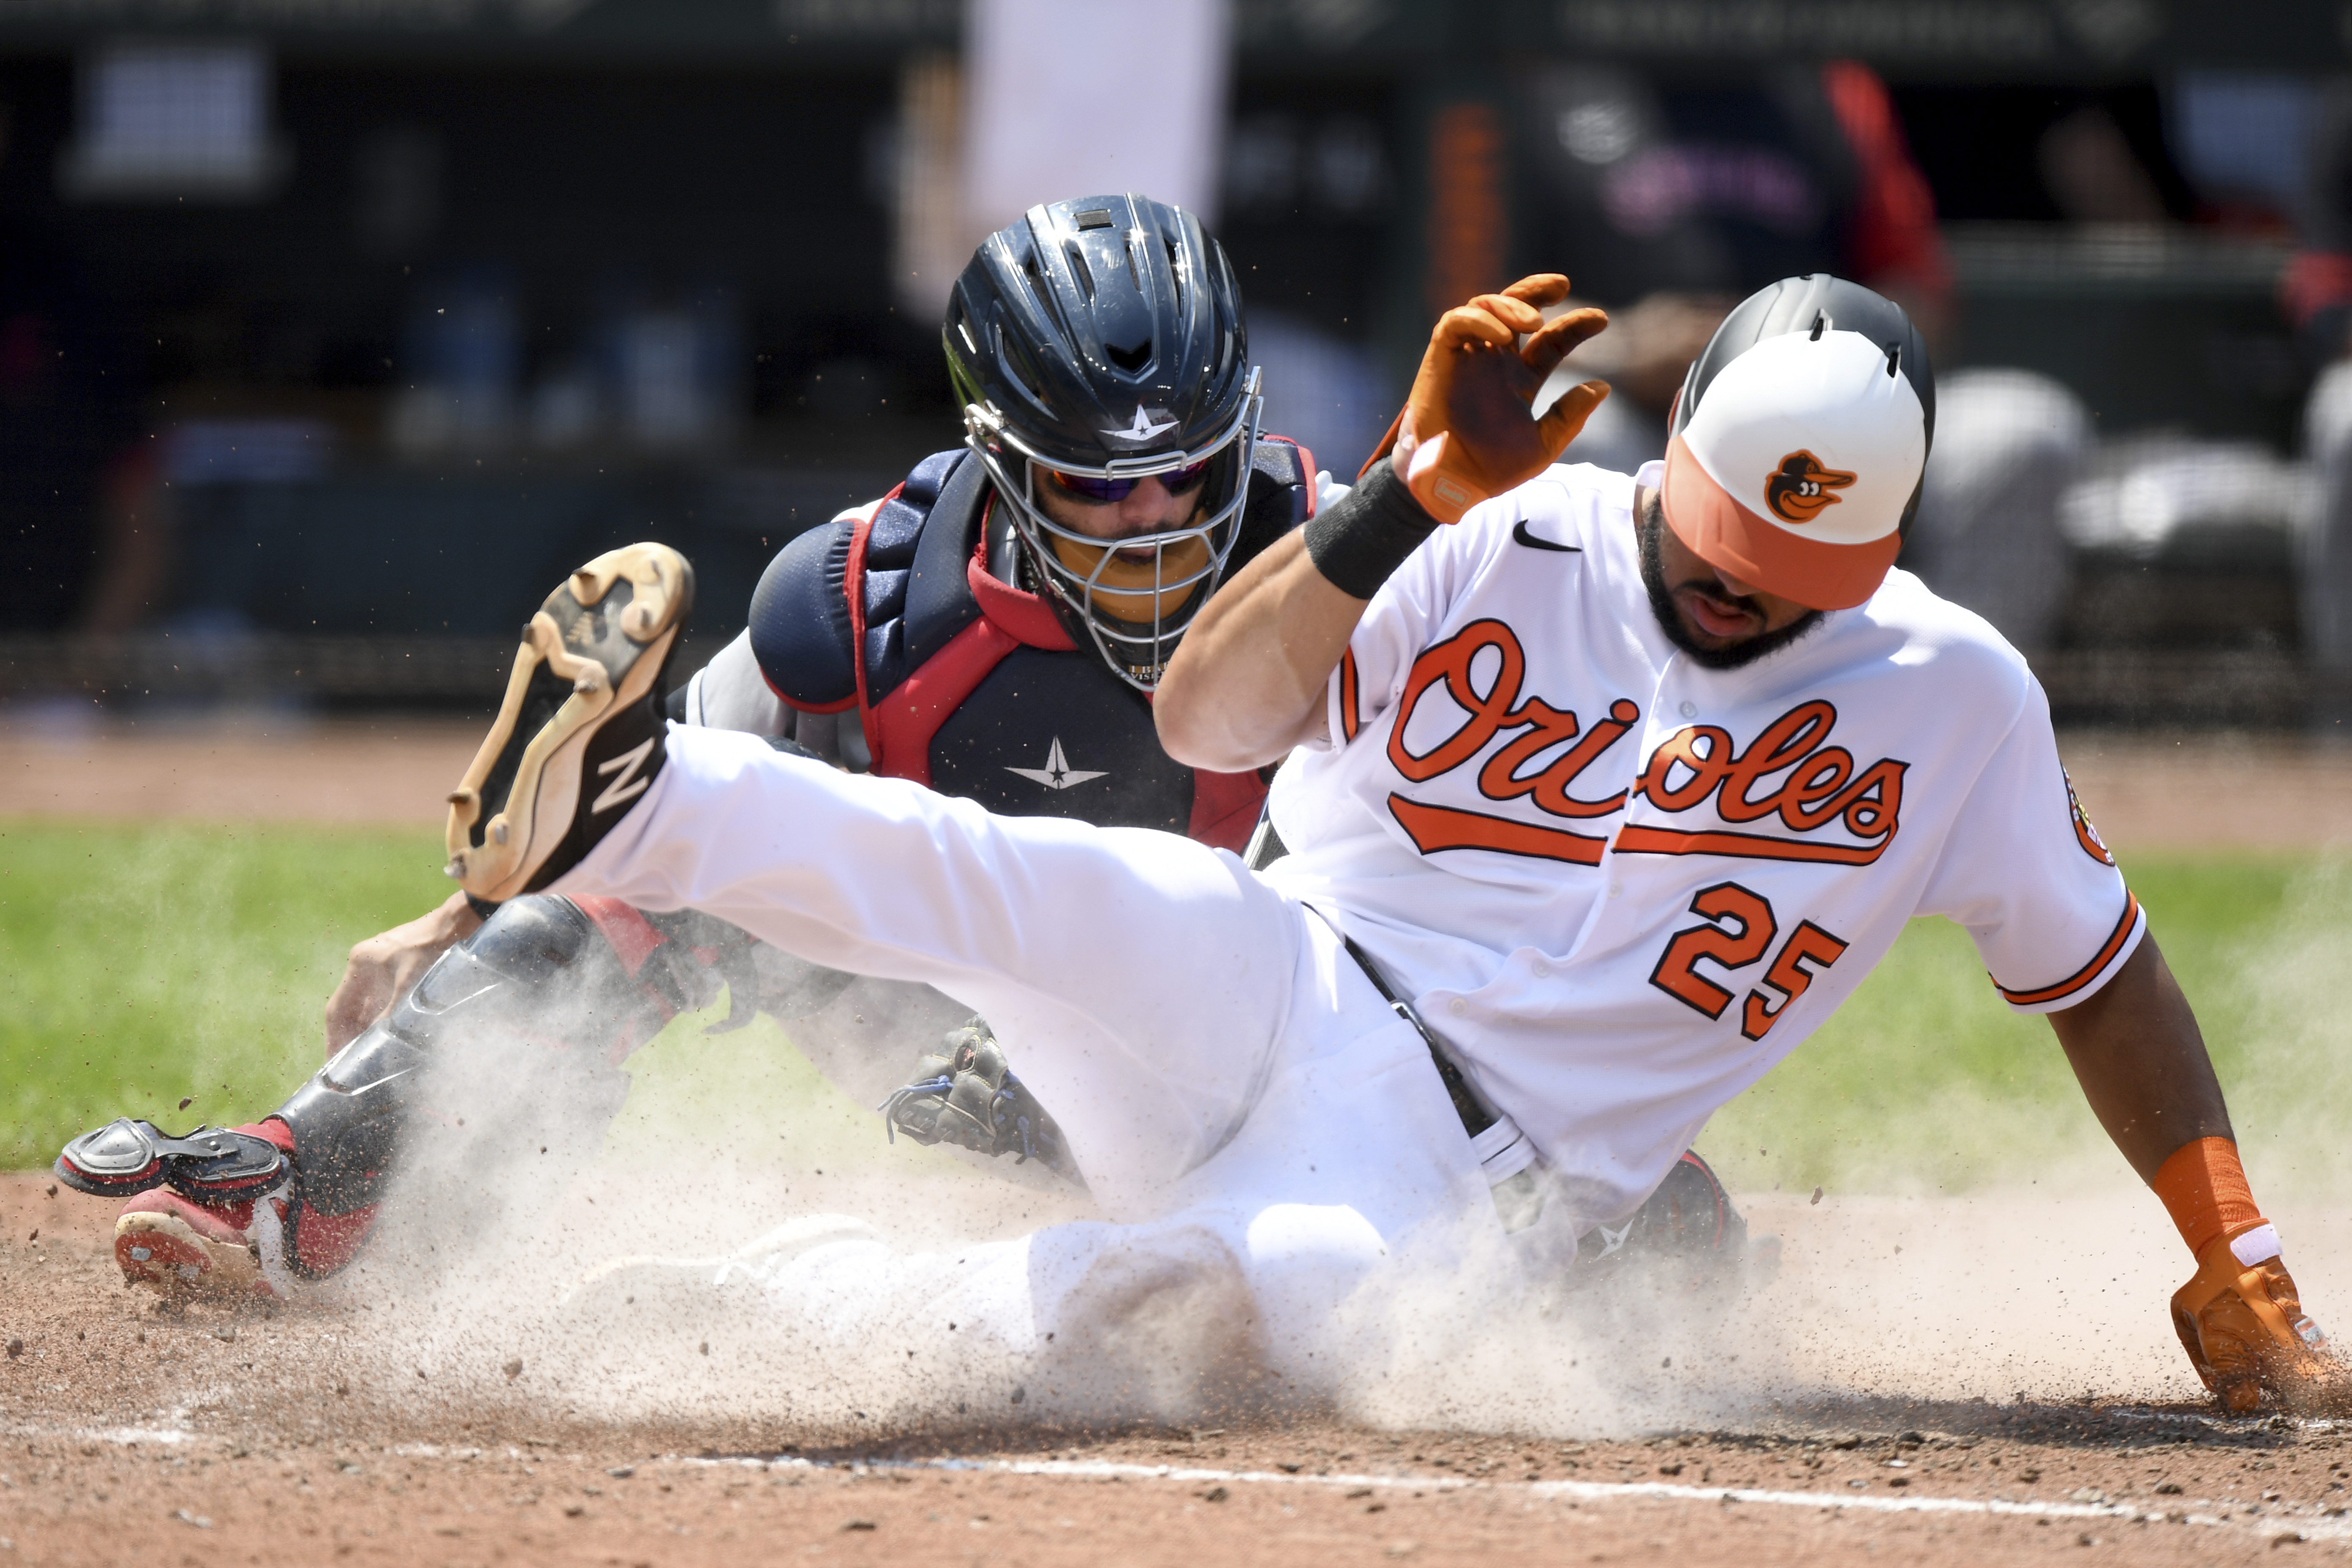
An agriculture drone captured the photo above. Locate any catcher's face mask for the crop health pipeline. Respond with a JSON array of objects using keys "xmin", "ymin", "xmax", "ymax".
[{"xmin": 964, "ymin": 371, "xmax": 1260, "ymax": 689}]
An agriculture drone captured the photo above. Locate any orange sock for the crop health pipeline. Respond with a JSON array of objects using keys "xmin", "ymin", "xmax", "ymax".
[{"xmin": 2151, "ymin": 1136, "xmax": 2262, "ymax": 1258}]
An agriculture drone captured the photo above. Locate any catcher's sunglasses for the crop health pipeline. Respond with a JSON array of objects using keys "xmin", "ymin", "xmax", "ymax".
[{"xmin": 1043, "ymin": 458, "xmax": 1212, "ymax": 504}]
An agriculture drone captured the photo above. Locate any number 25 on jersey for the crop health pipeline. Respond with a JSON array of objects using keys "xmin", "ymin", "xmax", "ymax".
[{"xmin": 1648, "ymin": 882, "xmax": 1850, "ymax": 1042}]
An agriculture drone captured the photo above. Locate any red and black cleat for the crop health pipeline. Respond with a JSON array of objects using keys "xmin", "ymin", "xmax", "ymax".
[
  {"xmin": 63, "ymin": 1118, "xmax": 377, "ymax": 1301},
  {"xmin": 115, "ymin": 1189, "xmax": 274, "ymax": 1299},
  {"xmin": 112, "ymin": 1184, "xmax": 379, "ymax": 1303}
]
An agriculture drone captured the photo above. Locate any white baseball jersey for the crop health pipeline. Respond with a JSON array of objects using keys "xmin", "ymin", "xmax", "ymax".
[{"xmin": 1263, "ymin": 460, "xmax": 2139, "ymax": 1226}]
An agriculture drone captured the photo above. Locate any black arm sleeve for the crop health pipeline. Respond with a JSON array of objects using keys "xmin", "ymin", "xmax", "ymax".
[{"xmin": 1301, "ymin": 457, "xmax": 1440, "ymax": 601}]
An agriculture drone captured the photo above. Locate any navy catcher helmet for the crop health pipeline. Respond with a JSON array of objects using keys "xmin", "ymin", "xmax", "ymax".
[{"xmin": 944, "ymin": 193, "xmax": 1261, "ymax": 690}]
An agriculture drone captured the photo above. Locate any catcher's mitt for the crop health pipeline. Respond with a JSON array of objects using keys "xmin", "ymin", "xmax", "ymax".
[{"xmin": 879, "ymin": 1017, "xmax": 1081, "ymax": 1186}]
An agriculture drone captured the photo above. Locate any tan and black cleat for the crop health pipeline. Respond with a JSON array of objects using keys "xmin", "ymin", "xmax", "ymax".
[{"xmin": 445, "ymin": 543, "xmax": 694, "ymax": 903}]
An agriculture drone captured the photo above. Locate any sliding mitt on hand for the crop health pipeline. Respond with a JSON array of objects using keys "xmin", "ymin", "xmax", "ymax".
[{"xmin": 2172, "ymin": 1223, "xmax": 2347, "ymax": 1414}]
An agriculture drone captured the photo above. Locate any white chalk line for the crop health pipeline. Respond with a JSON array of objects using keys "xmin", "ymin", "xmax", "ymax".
[
  {"xmin": 681, "ymin": 1450, "xmax": 2351, "ymax": 1541},
  {"xmin": 945, "ymin": 1458, "xmax": 2215, "ymax": 1527},
  {"xmin": 22, "ymin": 1419, "xmax": 2347, "ymax": 1544}
]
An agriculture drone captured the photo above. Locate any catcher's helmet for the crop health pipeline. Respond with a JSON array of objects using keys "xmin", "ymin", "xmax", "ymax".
[
  {"xmin": 945, "ymin": 193, "xmax": 1261, "ymax": 690},
  {"xmin": 1665, "ymin": 275, "xmax": 1934, "ymax": 611}
]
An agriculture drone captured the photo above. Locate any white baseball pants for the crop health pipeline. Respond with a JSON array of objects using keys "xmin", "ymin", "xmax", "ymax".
[{"xmin": 553, "ymin": 724, "xmax": 1510, "ymax": 1404}]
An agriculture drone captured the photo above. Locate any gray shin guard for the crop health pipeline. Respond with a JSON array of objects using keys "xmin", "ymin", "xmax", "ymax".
[{"xmin": 272, "ymin": 895, "xmax": 648, "ymax": 1224}]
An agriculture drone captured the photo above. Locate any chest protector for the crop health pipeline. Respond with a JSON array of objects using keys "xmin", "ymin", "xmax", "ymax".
[{"xmin": 748, "ymin": 438, "xmax": 1315, "ymax": 851}]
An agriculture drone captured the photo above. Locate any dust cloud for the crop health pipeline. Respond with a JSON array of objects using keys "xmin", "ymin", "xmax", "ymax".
[{"xmin": 291, "ymin": 860, "xmax": 2352, "ymax": 1443}]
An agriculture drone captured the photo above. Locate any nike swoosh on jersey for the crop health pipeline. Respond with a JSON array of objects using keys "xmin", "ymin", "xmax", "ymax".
[{"xmin": 1511, "ymin": 518, "xmax": 1582, "ymax": 553}]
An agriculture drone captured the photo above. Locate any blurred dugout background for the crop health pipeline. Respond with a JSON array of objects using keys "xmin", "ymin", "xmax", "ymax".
[{"xmin": 1, "ymin": 0, "xmax": 2349, "ymax": 728}]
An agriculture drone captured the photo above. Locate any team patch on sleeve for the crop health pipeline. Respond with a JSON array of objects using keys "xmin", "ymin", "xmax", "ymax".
[{"xmin": 2063, "ymin": 768, "xmax": 2115, "ymax": 866}]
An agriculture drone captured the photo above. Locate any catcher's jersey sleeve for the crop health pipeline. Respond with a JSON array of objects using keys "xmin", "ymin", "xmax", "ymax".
[{"xmin": 1911, "ymin": 682, "xmax": 2142, "ymax": 1014}]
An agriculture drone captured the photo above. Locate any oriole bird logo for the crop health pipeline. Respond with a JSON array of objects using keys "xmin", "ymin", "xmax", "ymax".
[{"xmin": 1764, "ymin": 450, "xmax": 1857, "ymax": 524}]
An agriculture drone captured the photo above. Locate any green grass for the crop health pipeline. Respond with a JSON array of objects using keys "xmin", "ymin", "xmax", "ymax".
[
  {"xmin": 4, "ymin": 820, "xmax": 2344, "ymax": 1195},
  {"xmin": 0, "ymin": 819, "xmax": 937, "ymax": 1179},
  {"xmin": 0, "ymin": 820, "xmax": 454, "ymax": 1169}
]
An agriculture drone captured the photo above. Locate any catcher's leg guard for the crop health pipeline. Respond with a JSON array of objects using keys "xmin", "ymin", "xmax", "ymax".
[
  {"xmin": 65, "ymin": 891, "xmax": 828, "ymax": 1297},
  {"xmin": 234, "ymin": 893, "xmax": 648, "ymax": 1283}
]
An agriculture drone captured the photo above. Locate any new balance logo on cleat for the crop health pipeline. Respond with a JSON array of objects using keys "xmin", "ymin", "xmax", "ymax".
[
  {"xmin": 444, "ymin": 542, "xmax": 694, "ymax": 902},
  {"xmin": 593, "ymin": 737, "xmax": 658, "ymax": 814},
  {"xmin": 1005, "ymin": 737, "xmax": 1107, "ymax": 792}
]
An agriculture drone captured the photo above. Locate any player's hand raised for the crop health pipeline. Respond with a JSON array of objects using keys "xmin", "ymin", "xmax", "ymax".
[
  {"xmin": 2172, "ymin": 1234, "xmax": 2351, "ymax": 1414},
  {"xmin": 1394, "ymin": 274, "xmax": 1611, "ymax": 523}
]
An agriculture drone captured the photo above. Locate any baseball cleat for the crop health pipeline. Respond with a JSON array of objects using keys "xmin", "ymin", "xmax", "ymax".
[
  {"xmin": 114, "ymin": 1190, "xmax": 272, "ymax": 1300},
  {"xmin": 55, "ymin": 1117, "xmax": 288, "ymax": 1201},
  {"xmin": 445, "ymin": 542, "xmax": 694, "ymax": 904},
  {"xmin": 558, "ymin": 1214, "xmax": 882, "ymax": 1325}
]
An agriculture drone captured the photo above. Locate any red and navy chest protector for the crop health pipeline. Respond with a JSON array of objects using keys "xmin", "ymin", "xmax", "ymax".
[{"xmin": 747, "ymin": 438, "xmax": 1315, "ymax": 852}]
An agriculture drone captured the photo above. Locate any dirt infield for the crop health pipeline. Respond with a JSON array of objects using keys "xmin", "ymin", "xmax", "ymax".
[
  {"xmin": 5, "ymin": 716, "xmax": 2351, "ymax": 850},
  {"xmin": 5, "ymin": 1173, "xmax": 2349, "ymax": 1566},
  {"xmin": 0, "ymin": 718, "xmax": 483, "ymax": 828}
]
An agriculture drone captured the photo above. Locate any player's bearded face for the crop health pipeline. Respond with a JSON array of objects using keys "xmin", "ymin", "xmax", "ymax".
[
  {"xmin": 1030, "ymin": 464, "xmax": 1214, "ymax": 626},
  {"xmin": 1636, "ymin": 487, "xmax": 1823, "ymax": 670}
]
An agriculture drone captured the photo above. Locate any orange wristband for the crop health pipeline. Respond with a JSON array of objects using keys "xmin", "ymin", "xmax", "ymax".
[{"xmin": 2151, "ymin": 1136, "xmax": 2262, "ymax": 1258}]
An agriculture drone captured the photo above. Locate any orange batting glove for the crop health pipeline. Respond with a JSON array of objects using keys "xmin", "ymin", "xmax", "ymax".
[
  {"xmin": 2171, "ymin": 1222, "xmax": 2347, "ymax": 1414},
  {"xmin": 1369, "ymin": 275, "xmax": 1611, "ymax": 523}
]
